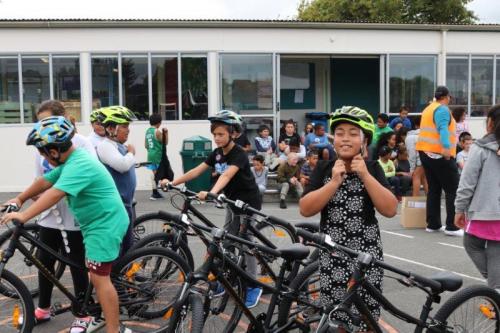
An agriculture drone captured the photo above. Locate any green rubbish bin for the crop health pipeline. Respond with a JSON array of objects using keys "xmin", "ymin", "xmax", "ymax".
[{"xmin": 180, "ymin": 136, "xmax": 213, "ymax": 192}]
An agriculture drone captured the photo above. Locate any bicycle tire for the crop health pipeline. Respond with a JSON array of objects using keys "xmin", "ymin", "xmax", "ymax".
[
  {"xmin": 254, "ymin": 220, "xmax": 301, "ymax": 285},
  {"xmin": 277, "ymin": 260, "xmax": 321, "ymax": 330},
  {"xmin": 432, "ymin": 284, "xmax": 500, "ymax": 333},
  {"xmin": 0, "ymin": 223, "xmax": 65, "ymax": 297},
  {"xmin": 112, "ymin": 247, "xmax": 191, "ymax": 331},
  {"xmin": 167, "ymin": 293, "xmax": 205, "ymax": 333},
  {"xmin": 130, "ymin": 232, "xmax": 194, "ymax": 270},
  {"xmin": 133, "ymin": 212, "xmax": 181, "ymax": 240},
  {"xmin": 203, "ymin": 272, "xmax": 247, "ymax": 333},
  {"xmin": 0, "ymin": 269, "xmax": 35, "ymax": 333}
]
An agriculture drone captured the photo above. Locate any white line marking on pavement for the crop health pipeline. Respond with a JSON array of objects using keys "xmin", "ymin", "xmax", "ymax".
[
  {"xmin": 381, "ymin": 230, "xmax": 414, "ymax": 239},
  {"xmin": 437, "ymin": 242, "xmax": 464, "ymax": 249},
  {"xmin": 384, "ymin": 253, "xmax": 485, "ymax": 282}
]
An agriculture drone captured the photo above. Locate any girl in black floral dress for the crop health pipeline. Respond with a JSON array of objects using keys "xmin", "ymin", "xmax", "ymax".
[{"xmin": 300, "ymin": 106, "xmax": 398, "ymax": 332}]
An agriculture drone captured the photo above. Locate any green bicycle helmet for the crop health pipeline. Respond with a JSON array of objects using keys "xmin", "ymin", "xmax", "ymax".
[
  {"xmin": 96, "ymin": 106, "xmax": 137, "ymax": 127},
  {"xmin": 26, "ymin": 116, "xmax": 75, "ymax": 149},
  {"xmin": 330, "ymin": 106, "xmax": 375, "ymax": 144},
  {"xmin": 89, "ymin": 109, "xmax": 101, "ymax": 123},
  {"xmin": 208, "ymin": 110, "xmax": 243, "ymax": 126}
]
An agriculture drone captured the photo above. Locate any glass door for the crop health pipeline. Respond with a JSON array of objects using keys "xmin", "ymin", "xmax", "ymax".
[{"xmin": 219, "ymin": 53, "xmax": 278, "ymax": 150}]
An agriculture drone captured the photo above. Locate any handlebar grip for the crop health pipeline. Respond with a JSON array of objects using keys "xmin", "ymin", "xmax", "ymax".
[
  {"xmin": 157, "ymin": 210, "xmax": 184, "ymax": 225},
  {"xmin": 296, "ymin": 228, "xmax": 326, "ymax": 246},
  {"xmin": 206, "ymin": 192, "xmax": 219, "ymax": 201}
]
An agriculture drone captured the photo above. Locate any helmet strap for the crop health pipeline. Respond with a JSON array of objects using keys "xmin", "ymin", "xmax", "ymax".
[
  {"xmin": 42, "ymin": 147, "xmax": 63, "ymax": 166},
  {"xmin": 222, "ymin": 137, "xmax": 233, "ymax": 149}
]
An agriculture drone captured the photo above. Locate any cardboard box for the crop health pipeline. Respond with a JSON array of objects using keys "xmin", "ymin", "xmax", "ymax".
[{"xmin": 400, "ymin": 196, "xmax": 427, "ymax": 229}]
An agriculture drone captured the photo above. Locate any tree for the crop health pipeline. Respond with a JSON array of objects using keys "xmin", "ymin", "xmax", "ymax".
[{"xmin": 297, "ymin": 0, "xmax": 477, "ymax": 24}]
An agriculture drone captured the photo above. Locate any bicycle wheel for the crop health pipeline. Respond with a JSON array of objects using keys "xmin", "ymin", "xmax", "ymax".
[
  {"xmin": 433, "ymin": 284, "xmax": 500, "ymax": 333},
  {"xmin": 167, "ymin": 293, "xmax": 205, "ymax": 333},
  {"xmin": 277, "ymin": 261, "xmax": 321, "ymax": 330},
  {"xmin": 130, "ymin": 232, "xmax": 194, "ymax": 270},
  {"xmin": 0, "ymin": 269, "xmax": 35, "ymax": 333},
  {"xmin": 202, "ymin": 271, "xmax": 247, "ymax": 333},
  {"xmin": 112, "ymin": 247, "xmax": 191, "ymax": 332},
  {"xmin": 133, "ymin": 212, "xmax": 180, "ymax": 240},
  {"xmin": 0, "ymin": 223, "xmax": 65, "ymax": 297},
  {"xmin": 254, "ymin": 220, "xmax": 300, "ymax": 286}
]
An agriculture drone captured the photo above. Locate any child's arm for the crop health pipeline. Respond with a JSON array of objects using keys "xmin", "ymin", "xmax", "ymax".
[
  {"xmin": 1, "ymin": 185, "xmax": 63, "ymax": 225},
  {"xmin": 300, "ymin": 160, "xmax": 345, "ymax": 217},
  {"xmin": 351, "ymin": 155, "xmax": 397, "ymax": 217},
  {"xmin": 16, "ymin": 177, "xmax": 54, "ymax": 206},
  {"xmin": 209, "ymin": 165, "xmax": 239, "ymax": 195},
  {"xmin": 170, "ymin": 162, "xmax": 210, "ymax": 186}
]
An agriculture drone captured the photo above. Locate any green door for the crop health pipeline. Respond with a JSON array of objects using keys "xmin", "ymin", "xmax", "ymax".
[{"xmin": 331, "ymin": 58, "xmax": 380, "ymax": 119}]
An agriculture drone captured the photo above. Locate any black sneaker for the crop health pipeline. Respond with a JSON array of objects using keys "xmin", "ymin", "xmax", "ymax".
[
  {"xmin": 280, "ymin": 199, "xmax": 287, "ymax": 209},
  {"xmin": 149, "ymin": 190, "xmax": 164, "ymax": 201}
]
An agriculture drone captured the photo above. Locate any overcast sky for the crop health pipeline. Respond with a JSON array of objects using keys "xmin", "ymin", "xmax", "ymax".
[{"xmin": 0, "ymin": 0, "xmax": 499, "ymax": 23}]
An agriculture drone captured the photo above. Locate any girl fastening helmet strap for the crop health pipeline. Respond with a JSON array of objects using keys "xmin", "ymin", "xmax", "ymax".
[{"xmin": 301, "ymin": 106, "xmax": 397, "ymax": 332}]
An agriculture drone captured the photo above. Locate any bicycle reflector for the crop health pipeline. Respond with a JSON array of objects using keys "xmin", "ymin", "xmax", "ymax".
[
  {"xmin": 12, "ymin": 304, "xmax": 20, "ymax": 328},
  {"xmin": 126, "ymin": 262, "xmax": 143, "ymax": 281}
]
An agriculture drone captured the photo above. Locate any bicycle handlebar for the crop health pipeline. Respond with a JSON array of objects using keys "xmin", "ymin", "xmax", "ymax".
[
  {"xmin": 156, "ymin": 209, "xmax": 282, "ymax": 258},
  {"xmin": 296, "ymin": 229, "xmax": 443, "ymax": 292}
]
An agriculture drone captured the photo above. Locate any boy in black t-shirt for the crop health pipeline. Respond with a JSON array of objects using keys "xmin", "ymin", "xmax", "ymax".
[
  {"xmin": 278, "ymin": 119, "xmax": 301, "ymax": 153},
  {"xmin": 160, "ymin": 110, "xmax": 262, "ymax": 308},
  {"xmin": 233, "ymin": 124, "xmax": 252, "ymax": 153}
]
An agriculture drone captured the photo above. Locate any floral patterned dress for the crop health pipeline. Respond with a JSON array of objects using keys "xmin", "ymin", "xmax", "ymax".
[{"xmin": 303, "ymin": 160, "xmax": 390, "ymax": 330}]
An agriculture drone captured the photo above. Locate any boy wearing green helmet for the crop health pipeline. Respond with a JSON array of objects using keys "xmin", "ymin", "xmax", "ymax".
[
  {"xmin": 96, "ymin": 106, "xmax": 137, "ymax": 254},
  {"xmin": 88, "ymin": 109, "xmax": 106, "ymax": 150},
  {"xmin": 300, "ymin": 106, "xmax": 397, "ymax": 331},
  {"xmin": 1, "ymin": 116, "xmax": 131, "ymax": 333}
]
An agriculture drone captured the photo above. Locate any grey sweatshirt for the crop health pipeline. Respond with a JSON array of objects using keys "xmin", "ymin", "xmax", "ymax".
[{"xmin": 455, "ymin": 133, "xmax": 500, "ymax": 221}]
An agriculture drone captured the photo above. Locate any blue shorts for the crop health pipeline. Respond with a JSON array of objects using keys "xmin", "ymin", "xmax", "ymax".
[{"xmin": 147, "ymin": 163, "xmax": 159, "ymax": 171}]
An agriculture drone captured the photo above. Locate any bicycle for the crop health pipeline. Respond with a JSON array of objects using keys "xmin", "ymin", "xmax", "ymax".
[
  {"xmin": 296, "ymin": 228, "xmax": 500, "ymax": 333},
  {"xmin": 0, "ymin": 221, "xmax": 65, "ymax": 297},
  {"xmin": 0, "ymin": 204, "xmax": 191, "ymax": 333},
  {"xmin": 134, "ymin": 184, "xmax": 302, "ymax": 285},
  {"xmin": 155, "ymin": 205, "xmax": 314, "ymax": 333}
]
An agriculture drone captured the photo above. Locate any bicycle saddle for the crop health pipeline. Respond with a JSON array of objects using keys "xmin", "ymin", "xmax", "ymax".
[
  {"xmin": 295, "ymin": 221, "xmax": 320, "ymax": 232},
  {"xmin": 278, "ymin": 243, "xmax": 310, "ymax": 260},
  {"xmin": 429, "ymin": 271, "xmax": 463, "ymax": 292}
]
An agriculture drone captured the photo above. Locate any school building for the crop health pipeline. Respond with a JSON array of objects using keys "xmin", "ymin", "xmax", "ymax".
[{"xmin": 1, "ymin": 19, "xmax": 499, "ymax": 191}]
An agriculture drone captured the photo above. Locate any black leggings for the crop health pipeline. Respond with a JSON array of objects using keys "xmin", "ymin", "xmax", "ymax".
[{"xmin": 37, "ymin": 227, "xmax": 89, "ymax": 309}]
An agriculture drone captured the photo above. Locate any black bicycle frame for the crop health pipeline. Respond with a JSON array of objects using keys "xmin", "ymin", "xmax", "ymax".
[
  {"xmin": 322, "ymin": 256, "xmax": 444, "ymax": 333},
  {"xmin": 0, "ymin": 225, "xmax": 81, "ymax": 300},
  {"xmin": 178, "ymin": 223, "xmax": 311, "ymax": 333}
]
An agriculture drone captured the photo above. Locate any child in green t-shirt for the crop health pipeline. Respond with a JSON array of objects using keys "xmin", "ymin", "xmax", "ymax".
[
  {"xmin": 145, "ymin": 113, "xmax": 167, "ymax": 200},
  {"xmin": 1, "ymin": 116, "xmax": 130, "ymax": 333}
]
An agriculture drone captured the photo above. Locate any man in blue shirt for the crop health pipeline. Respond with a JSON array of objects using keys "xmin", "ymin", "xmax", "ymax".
[
  {"xmin": 390, "ymin": 106, "xmax": 412, "ymax": 129},
  {"xmin": 304, "ymin": 124, "xmax": 334, "ymax": 160}
]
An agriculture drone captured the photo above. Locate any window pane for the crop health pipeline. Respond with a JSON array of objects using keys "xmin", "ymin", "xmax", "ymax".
[
  {"xmin": 446, "ymin": 58, "xmax": 469, "ymax": 111},
  {"xmin": 22, "ymin": 56, "xmax": 50, "ymax": 123},
  {"xmin": 389, "ymin": 56, "xmax": 436, "ymax": 114},
  {"xmin": 471, "ymin": 58, "xmax": 493, "ymax": 117},
  {"xmin": 496, "ymin": 58, "xmax": 500, "ymax": 105},
  {"xmin": 122, "ymin": 56, "xmax": 149, "ymax": 120},
  {"xmin": 0, "ymin": 57, "xmax": 20, "ymax": 124},
  {"xmin": 53, "ymin": 56, "xmax": 81, "ymax": 121},
  {"xmin": 221, "ymin": 54, "xmax": 273, "ymax": 115},
  {"xmin": 91, "ymin": 57, "xmax": 119, "ymax": 109},
  {"xmin": 181, "ymin": 57, "xmax": 207, "ymax": 120},
  {"xmin": 152, "ymin": 57, "xmax": 178, "ymax": 120}
]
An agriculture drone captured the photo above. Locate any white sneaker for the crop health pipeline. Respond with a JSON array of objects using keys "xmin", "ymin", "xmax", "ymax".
[
  {"xmin": 444, "ymin": 229, "xmax": 464, "ymax": 237},
  {"xmin": 425, "ymin": 226, "xmax": 445, "ymax": 233},
  {"xmin": 86, "ymin": 316, "xmax": 105, "ymax": 332}
]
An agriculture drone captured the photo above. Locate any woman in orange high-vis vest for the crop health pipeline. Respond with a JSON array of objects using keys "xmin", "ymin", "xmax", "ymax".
[{"xmin": 416, "ymin": 86, "xmax": 462, "ymax": 236}]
